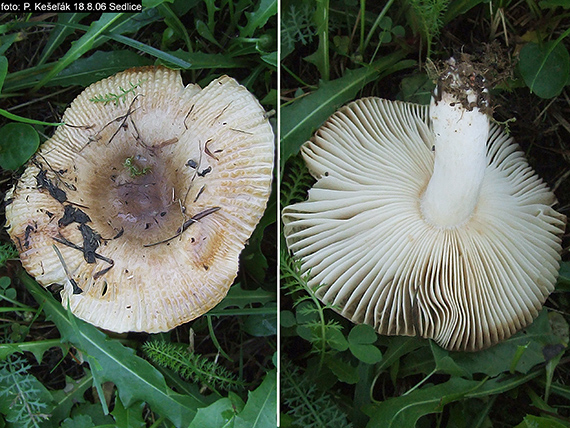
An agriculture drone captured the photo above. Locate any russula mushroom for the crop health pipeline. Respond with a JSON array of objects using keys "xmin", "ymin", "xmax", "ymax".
[
  {"xmin": 6, "ymin": 66, "xmax": 274, "ymax": 333},
  {"xmin": 282, "ymin": 58, "xmax": 566, "ymax": 351}
]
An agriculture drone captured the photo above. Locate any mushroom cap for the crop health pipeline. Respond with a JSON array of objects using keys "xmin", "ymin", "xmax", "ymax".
[
  {"xmin": 282, "ymin": 97, "xmax": 566, "ymax": 351},
  {"xmin": 6, "ymin": 66, "xmax": 274, "ymax": 333}
]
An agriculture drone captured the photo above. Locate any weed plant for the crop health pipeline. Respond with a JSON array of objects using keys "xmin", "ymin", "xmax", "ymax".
[
  {"xmin": 0, "ymin": 3, "xmax": 277, "ymax": 427},
  {"xmin": 280, "ymin": 1, "xmax": 570, "ymax": 427}
]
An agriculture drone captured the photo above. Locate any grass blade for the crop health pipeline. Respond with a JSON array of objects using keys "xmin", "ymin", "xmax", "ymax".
[
  {"xmin": 280, "ymin": 52, "xmax": 413, "ymax": 171},
  {"xmin": 110, "ymin": 34, "xmax": 193, "ymax": 69},
  {"xmin": 32, "ymin": 14, "xmax": 128, "ymax": 91},
  {"xmin": 0, "ymin": 55, "xmax": 8, "ymax": 92},
  {"xmin": 37, "ymin": 13, "xmax": 90, "ymax": 66},
  {"xmin": 0, "ymin": 109, "xmax": 62, "ymax": 126},
  {"xmin": 157, "ymin": 4, "xmax": 193, "ymax": 52}
]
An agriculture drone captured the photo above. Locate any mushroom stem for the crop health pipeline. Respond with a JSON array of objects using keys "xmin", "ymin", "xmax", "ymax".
[{"xmin": 420, "ymin": 89, "xmax": 490, "ymax": 228}]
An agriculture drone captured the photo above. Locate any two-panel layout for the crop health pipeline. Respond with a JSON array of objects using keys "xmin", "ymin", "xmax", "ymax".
[{"xmin": 1, "ymin": 3, "xmax": 568, "ymax": 427}]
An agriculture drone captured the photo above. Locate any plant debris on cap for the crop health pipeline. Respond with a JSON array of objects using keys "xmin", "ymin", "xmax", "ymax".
[
  {"xmin": 6, "ymin": 66, "xmax": 274, "ymax": 333},
  {"xmin": 282, "ymin": 59, "xmax": 566, "ymax": 352}
]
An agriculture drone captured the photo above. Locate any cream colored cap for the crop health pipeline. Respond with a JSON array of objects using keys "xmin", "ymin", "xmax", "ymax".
[{"xmin": 6, "ymin": 66, "xmax": 274, "ymax": 333}]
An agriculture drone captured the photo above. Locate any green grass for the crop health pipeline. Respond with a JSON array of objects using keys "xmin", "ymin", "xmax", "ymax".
[
  {"xmin": 1, "ymin": 1, "xmax": 569, "ymax": 427},
  {"xmin": 0, "ymin": 3, "xmax": 277, "ymax": 427},
  {"xmin": 280, "ymin": 1, "xmax": 570, "ymax": 427}
]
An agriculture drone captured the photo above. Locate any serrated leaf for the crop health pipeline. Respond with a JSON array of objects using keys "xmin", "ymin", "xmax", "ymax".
[
  {"xmin": 261, "ymin": 51, "xmax": 278, "ymax": 69},
  {"xmin": 281, "ymin": 52, "xmax": 413, "ymax": 172},
  {"xmin": 469, "ymin": 367, "xmax": 544, "ymax": 397},
  {"xmin": 515, "ymin": 415, "xmax": 569, "ymax": 428},
  {"xmin": 510, "ymin": 342, "xmax": 531, "ymax": 374},
  {"xmin": 446, "ymin": 398, "xmax": 493, "ymax": 428},
  {"xmin": 210, "ymin": 283, "xmax": 275, "ymax": 312},
  {"xmin": 195, "ymin": 20, "xmax": 223, "ymax": 48},
  {"xmin": 365, "ymin": 377, "xmax": 485, "ymax": 427},
  {"xmin": 50, "ymin": 371, "xmax": 92, "ymax": 426},
  {"xmin": 188, "ymin": 395, "xmax": 243, "ymax": 428},
  {"xmin": 69, "ymin": 402, "xmax": 114, "ymax": 425},
  {"xmin": 21, "ymin": 273, "xmax": 207, "ymax": 427},
  {"xmin": 229, "ymin": 390, "xmax": 246, "ymax": 414},
  {"xmin": 111, "ymin": 395, "xmax": 145, "ymax": 428},
  {"xmin": 241, "ymin": 0, "xmax": 277, "ymax": 38},
  {"xmin": 157, "ymin": 3, "xmax": 192, "ymax": 51},
  {"xmin": 0, "ymin": 339, "xmax": 65, "ymax": 364},
  {"xmin": 234, "ymin": 370, "xmax": 276, "ymax": 428},
  {"xmin": 430, "ymin": 341, "xmax": 471, "ymax": 378}
]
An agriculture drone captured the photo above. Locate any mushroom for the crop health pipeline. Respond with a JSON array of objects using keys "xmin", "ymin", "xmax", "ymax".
[
  {"xmin": 282, "ymin": 58, "xmax": 566, "ymax": 351},
  {"xmin": 6, "ymin": 66, "xmax": 274, "ymax": 333}
]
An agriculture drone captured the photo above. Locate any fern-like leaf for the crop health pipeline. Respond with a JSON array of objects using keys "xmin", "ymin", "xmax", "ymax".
[
  {"xmin": 280, "ymin": 249, "xmax": 330, "ymax": 312},
  {"xmin": 281, "ymin": 360, "xmax": 353, "ymax": 428},
  {"xmin": 281, "ymin": 250, "xmax": 344, "ymax": 360},
  {"xmin": 280, "ymin": 154, "xmax": 315, "ymax": 209},
  {"xmin": 281, "ymin": 4, "xmax": 317, "ymax": 55},
  {"xmin": 0, "ymin": 357, "xmax": 52, "ymax": 428},
  {"xmin": 0, "ymin": 242, "xmax": 18, "ymax": 269},
  {"xmin": 409, "ymin": 0, "xmax": 450, "ymax": 59},
  {"xmin": 89, "ymin": 80, "xmax": 143, "ymax": 105},
  {"xmin": 142, "ymin": 341, "xmax": 243, "ymax": 394}
]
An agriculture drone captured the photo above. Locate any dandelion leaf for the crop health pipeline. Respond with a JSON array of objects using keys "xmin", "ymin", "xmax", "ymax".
[
  {"xmin": 234, "ymin": 369, "xmax": 277, "ymax": 428},
  {"xmin": 21, "ymin": 273, "xmax": 207, "ymax": 427}
]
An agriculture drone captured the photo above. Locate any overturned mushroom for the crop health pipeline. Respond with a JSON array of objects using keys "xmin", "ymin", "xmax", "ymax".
[
  {"xmin": 6, "ymin": 66, "xmax": 274, "ymax": 333},
  {"xmin": 282, "ymin": 59, "xmax": 566, "ymax": 351}
]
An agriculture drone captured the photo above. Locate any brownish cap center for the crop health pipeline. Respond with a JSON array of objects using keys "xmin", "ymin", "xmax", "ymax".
[{"xmin": 91, "ymin": 150, "xmax": 180, "ymax": 243}]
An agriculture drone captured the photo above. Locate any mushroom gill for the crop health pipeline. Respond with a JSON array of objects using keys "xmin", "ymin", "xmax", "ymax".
[{"xmin": 282, "ymin": 60, "xmax": 566, "ymax": 351}]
